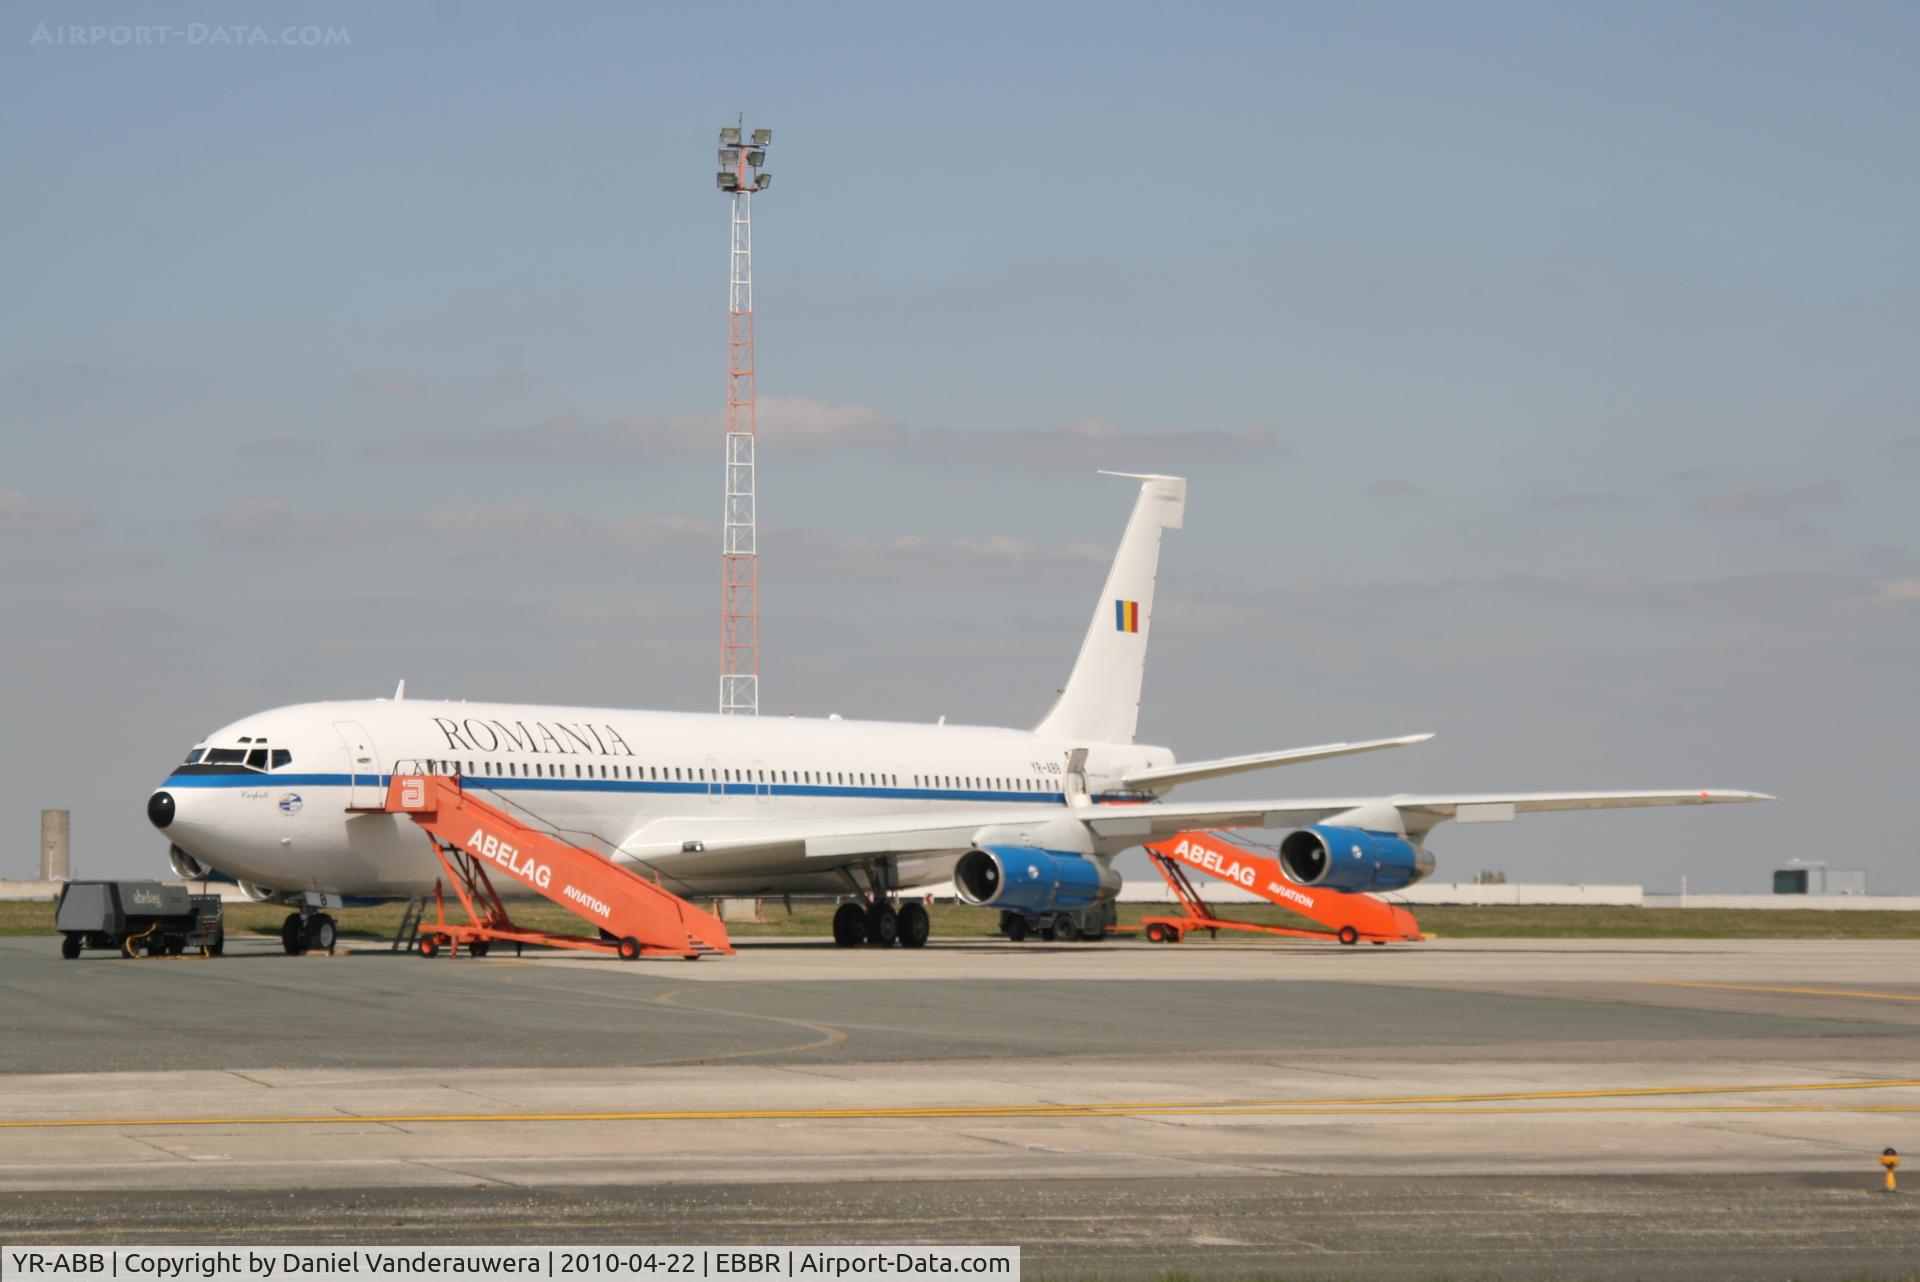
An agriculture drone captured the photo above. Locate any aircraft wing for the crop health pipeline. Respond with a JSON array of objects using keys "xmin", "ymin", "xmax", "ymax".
[
  {"xmin": 1120, "ymin": 733, "xmax": 1434, "ymax": 790},
  {"xmin": 1077, "ymin": 789, "xmax": 1774, "ymax": 841},
  {"xmin": 617, "ymin": 789, "xmax": 1772, "ymax": 878}
]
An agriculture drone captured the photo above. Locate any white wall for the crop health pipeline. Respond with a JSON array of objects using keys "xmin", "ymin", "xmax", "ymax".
[{"xmin": 1644, "ymin": 893, "xmax": 1920, "ymax": 911}]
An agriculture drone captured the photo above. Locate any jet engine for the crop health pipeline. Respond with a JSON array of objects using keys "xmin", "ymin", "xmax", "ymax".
[
  {"xmin": 1278, "ymin": 826, "xmax": 1434, "ymax": 894},
  {"xmin": 168, "ymin": 844, "xmax": 220, "ymax": 882},
  {"xmin": 953, "ymin": 845, "xmax": 1121, "ymax": 915}
]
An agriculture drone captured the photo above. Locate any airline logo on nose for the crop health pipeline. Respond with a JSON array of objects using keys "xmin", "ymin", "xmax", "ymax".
[{"xmin": 1115, "ymin": 599, "xmax": 1140, "ymax": 633}]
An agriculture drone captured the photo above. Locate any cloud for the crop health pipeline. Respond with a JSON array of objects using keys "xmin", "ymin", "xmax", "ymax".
[
  {"xmin": 1359, "ymin": 478, "xmax": 1430, "ymax": 500},
  {"xmin": 193, "ymin": 498, "xmax": 715, "ymax": 553},
  {"xmin": 362, "ymin": 396, "xmax": 904, "ymax": 465},
  {"xmin": 236, "ymin": 436, "xmax": 328, "ymax": 462},
  {"xmin": 184, "ymin": 495, "xmax": 1108, "ymax": 594},
  {"xmin": 359, "ymin": 399, "xmax": 1277, "ymax": 470},
  {"xmin": 0, "ymin": 490, "xmax": 99, "ymax": 538},
  {"xmin": 348, "ymin": 370, "xmax": 428, "ymax": 398},
  {"xmin": 0, "ymin": 549, "xmax": 164, "ymax": 582},
  {"xmin": 1529, "ymin": 487, "xmax": 1641, "ymax": 513},
  {"xmin": 1876, "ymin": 580, "xmax": 1920, "ymax": 604},
  {"xmin": 910, "ymin": 418, "xmax": 1281, "ymax": 469},
  {"xmin": 1691, "ymin": 481, "xmax": 1844, "ymax": 520}
]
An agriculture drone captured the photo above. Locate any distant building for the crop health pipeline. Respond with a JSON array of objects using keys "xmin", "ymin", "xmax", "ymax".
[{"xmin": 1773, "ymin": 860, "xmax": 1866, "ymax": 896}]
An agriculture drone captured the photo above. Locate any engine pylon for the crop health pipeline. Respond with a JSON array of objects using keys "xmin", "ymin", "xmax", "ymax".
[{"xmin": 1137, "ymin": 830, "xmax": 1424, "ymax": 945}]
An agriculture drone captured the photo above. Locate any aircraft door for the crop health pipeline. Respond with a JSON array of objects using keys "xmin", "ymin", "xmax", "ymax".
[
  {"xmin": 705, "ymin": 757, "xmax": 723, "ymax": 805},
  {"xmin": 1064, "ymin": 748, "xmax": 1090, "ymax": 806},
  {"xmin": 333, "ymin": 721, "xmax": 383, "ymax": 809},
  {"xmin": 752, "ymin": 758, "xmax": 771, "ymax": 806}
]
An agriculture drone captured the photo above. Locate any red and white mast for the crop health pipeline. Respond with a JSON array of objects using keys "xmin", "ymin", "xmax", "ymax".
[{"xmin": 716, "ymin": 121, "xmax": 771, "ymax": 716}]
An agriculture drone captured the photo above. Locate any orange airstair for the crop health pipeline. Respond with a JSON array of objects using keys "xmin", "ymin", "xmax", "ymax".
[
  {"xmin": 1134, "ymin": 829, "xmax": 1423, "ymax": 946},
  {"xmin": 384, "ymin": 774, "xmax": 733, "ymax": 960}
]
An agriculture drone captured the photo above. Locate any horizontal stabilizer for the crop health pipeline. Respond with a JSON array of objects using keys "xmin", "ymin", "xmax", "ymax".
[{"xmin": 1122, "ymin": 734, "xmax": 1434, "ymax": 790}]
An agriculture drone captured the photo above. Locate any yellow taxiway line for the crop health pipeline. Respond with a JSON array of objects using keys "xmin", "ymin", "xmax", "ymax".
[
  {"xmin": 1638, "ymin": 980, "xmax": 1920, "ymax": 1003},
  {"xmin": 5, "ymin": 1078, "xmax": 1918, "ymax": 1130}
]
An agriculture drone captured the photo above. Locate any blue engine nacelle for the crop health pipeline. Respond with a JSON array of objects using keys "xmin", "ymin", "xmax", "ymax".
[
  {"xmin": 953, "ymin": 845, "xmax": 1121, "ymax": 914},
  {"xmin": 1278, "ymin": 826, "xmax": 1434, "ymax": 893}
]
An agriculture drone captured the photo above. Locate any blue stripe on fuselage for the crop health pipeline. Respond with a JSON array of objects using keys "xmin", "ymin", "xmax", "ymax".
[{"xmin": 159, "ymin": 772, "xmax": 1077, "ymax": 805}]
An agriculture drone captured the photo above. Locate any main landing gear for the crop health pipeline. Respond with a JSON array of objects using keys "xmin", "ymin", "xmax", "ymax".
[
  {"xmin": 829, "ymin": 861, "xmax": 929, "ymax": 950},
  {"xmin": 281, "ymin": 910, "xmax": 337, "ymax": 956},
  {"xmin": 830, "ymin": 898, "xmax": 930, "ymax": 950}
]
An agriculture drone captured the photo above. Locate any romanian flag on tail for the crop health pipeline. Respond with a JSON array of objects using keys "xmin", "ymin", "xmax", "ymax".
[{"xmin": 1115, "ymin": 599, "xmax": 1141, "ymax": 633}]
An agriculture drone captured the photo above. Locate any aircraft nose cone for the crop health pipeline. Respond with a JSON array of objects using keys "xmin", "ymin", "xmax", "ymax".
[{"xmin": 147, "ymin": 791, "xmax": 176, "ymax": 830}]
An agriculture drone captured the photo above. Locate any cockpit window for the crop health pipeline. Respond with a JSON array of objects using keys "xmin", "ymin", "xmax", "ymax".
[
  {"xmin": 271, "ymin": 749, "xmax": 292, "ymax": 769},
  {"xmin": 183, "ymin": 748, "xmax": 206, "ymax": 764},
  {"xmin": 245, "ymin": 748, "xmax": 269, "ymax": 770},
  {"xmin": 205, "ymin": 748, "xmax": 247, "ymax": 765}
]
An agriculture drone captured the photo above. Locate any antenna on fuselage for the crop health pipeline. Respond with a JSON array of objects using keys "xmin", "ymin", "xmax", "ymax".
[{"xmin": 393, "ymin": 679, "xmax": 406, "ymax": 701}]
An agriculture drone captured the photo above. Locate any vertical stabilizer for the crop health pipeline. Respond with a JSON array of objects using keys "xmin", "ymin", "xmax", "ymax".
[{"xmin": 1035, "ymin": 473, "xmax": 1186, "ymax": 745}]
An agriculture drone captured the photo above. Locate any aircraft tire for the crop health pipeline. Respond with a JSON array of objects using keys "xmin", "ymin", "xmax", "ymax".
[
  {"xmin": 281, "ymin": 913, "xmax": 307, "ymax": 956},
  {"xmin": 864, "ymin": 904, "xmax": 898, "ymax": 948},
  {"xmin": 897, "ymin": 902, "xmax": 930, "ymax": 949},
  {"xmin": 307, "ymin": 914, "xmax": 337, "ymax": 954},
  {"xmin": 831, "ymin": 902, "xmax": 866, "ymax": 947}
]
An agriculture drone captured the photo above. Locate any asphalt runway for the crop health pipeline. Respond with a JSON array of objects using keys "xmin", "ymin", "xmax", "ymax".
[{"xmin": 3, "ymin": 934, "xmax": 1918, "ymax": 1280}]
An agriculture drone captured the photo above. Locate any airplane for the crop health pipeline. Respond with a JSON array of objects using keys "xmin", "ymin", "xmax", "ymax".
[{"xmin": 146, "ymin": 473, "xmax": 1770, "ymax": 955}]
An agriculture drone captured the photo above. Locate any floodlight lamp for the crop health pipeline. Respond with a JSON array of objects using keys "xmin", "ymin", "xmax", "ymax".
[
  {"xmin": 720, "ymin": 126, "xmax": 742, "ymax": 145},
  {"xmin": 755, "ymin": 173, "xmax": 772, "ymax": 190},
  {"xmin": 751, "ymin": 128, "xmax": 771, "ymax": 146},
  {"xmin": 716, "ymin": 173, "xmax": 738, "ymax": 190},
  {"xmin": 719, "ymin": 148, "xmax": 740, "ymax": 167},
  {"xmin": 746, "ymin": 149, "xmax": 765, "ymax": 167}
]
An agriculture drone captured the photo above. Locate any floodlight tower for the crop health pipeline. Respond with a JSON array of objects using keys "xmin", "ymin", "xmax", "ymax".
[{"xmin": 715, "ymin": 122, "xmax": 772, "ymax": 716}]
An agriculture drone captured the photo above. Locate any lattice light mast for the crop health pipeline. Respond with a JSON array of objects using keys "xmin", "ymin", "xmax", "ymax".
[{"xmin": 716, "ymin": 123, "xmax": 772, "ymax": 715}]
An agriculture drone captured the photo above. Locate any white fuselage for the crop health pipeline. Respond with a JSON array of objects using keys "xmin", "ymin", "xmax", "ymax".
[{"xmin": 154, "ymin": 699, "xmax": 1174, "ymax": 900}]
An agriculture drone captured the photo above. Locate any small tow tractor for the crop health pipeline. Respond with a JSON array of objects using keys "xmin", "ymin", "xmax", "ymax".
[
  {"xmin": 55, "ymin": 881, "xmax": 224, "ymax": 959},
  {"xmin": 995, "ymin": 902, "xmax": 1118, "ymax": 943}
]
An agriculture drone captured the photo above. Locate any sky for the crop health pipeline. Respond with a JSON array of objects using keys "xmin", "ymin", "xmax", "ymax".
[{"xmin": 3, "ymin": 0, "xmax": 1916, "ymax": 891}]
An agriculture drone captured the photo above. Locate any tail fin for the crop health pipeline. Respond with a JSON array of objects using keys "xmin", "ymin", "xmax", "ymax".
[{"xmin": 1035, "ymin": 472, "xmax": 1186, "ymax": 745}]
